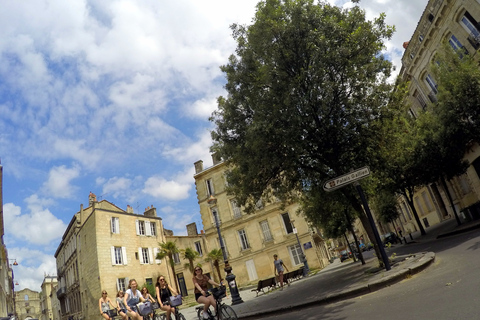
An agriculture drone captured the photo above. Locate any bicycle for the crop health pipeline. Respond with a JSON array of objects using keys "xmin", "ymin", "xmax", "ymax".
[
  {"xmin": 155, "ymin": 295, "xmax": 186, "ymax": 320},
  {"xmin": 195, "ymin": 286, "xmax": 238, "ymax": 320}
]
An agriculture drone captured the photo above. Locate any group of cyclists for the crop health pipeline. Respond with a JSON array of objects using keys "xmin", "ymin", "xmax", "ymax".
[
  {"xmin": 99, "ymin": 268, "xmax": 222, "ymax": 320},
  {"xmin": 99, "ymin": 276, "xmax": 179, "ymax": 320}
]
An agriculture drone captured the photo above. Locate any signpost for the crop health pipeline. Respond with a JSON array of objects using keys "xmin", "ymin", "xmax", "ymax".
[{"xmin": 323, "ymin": 167, "xmax": 391, "ymax": 271}]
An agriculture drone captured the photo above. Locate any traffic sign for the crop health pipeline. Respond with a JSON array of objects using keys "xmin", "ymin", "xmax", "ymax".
[{"xmin": 323, "ymin": 167, "xmax": 370, "ymax": 192}]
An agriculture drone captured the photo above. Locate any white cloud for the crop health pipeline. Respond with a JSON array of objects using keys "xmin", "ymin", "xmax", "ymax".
[
  {"xmin": 7, "ymin": 247, "xmax": 57, "ymax": 292},
  {"xmin": 143, "ymin": 177, "xmax": 191, "ymax": 201},
  {"xmin": 42, "ymin": 165, "xmax": 80, "ymax": 199},
  {"xmin": 4, "ymin": 197, "xmax": 66, "ymax": 246}
]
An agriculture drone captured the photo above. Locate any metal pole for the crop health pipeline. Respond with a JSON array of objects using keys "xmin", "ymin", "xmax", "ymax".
[
  {"xmin": 354, "ymin": 182, "xmax": 391, "ymax": 271},
  {"xmin": 292, "ymin": 221, "xmax": 310, "ymax": 276},
  {"xmin": 212, "ymin": 206, "xmax": 243, "ymax": 304}
]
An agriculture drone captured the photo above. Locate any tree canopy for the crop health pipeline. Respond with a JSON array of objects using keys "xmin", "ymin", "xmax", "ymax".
[{"xmin": 211, "ymin": 0, "xmax": 395, "ymax": 214}]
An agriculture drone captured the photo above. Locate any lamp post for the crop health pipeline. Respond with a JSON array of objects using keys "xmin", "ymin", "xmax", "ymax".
[
  {"xmin": 8, "ymin": 259, "xmax": 18, "ymax": 318},
  {"xmin": 290, "ymin": 220, "xmax": 310, "ymax": 277},
  {"xmin": 207, "ymin": 195, "xmax": 243, "ymax": 305}
]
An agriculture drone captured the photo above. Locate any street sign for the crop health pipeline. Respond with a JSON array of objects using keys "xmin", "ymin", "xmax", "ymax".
[{"xmin": 323, "ymin": 166, "xmax": 370, "ymax": 192}]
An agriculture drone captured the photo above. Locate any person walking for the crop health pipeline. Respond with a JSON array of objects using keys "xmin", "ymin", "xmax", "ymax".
[
  {"xmin": 193, "ymin": 266, "xmax": 221, "ymax": 319},
  {"xmin": 155, "ymin": 275, "xmax": 179, "ymax": 320},
  {"xmin": 273, "ymin": 254, "xmax": 289, "ymax": 290}
]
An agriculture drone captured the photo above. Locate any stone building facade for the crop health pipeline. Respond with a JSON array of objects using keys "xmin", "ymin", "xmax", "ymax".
[
  {"xmin": 193, "ymin": 156, "xmax": 331, "ymax": 287},
  {"xmin": 396, "ymin": 0, "xmax": 480, "ymax": 233},
  {"xmin": 54, "ymin": 193, "xmax": 169, "ymax": 320},
  {"xmin": 40, "ymin": 275, "xmax": 57, "ymax": 320},
  {"xmin": 15, "ymin": 288, "xmax": 41, "ymax": 320}
]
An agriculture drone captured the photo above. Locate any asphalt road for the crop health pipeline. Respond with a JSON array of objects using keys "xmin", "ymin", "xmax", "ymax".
[{"xmin": 257, "ymin": 227, "xmax": 480, "ymax": 320}]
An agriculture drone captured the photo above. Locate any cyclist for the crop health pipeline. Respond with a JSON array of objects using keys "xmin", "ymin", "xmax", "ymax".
[
  {"xmin": 193, "ymin": 267, "xmax": 221, "ymax": 319},
  {"xmin": 124, "ymin": 279, "xmax": 147, "ymax": 320},
  {"xmin": 141, "ymin": 286, "xmax": 155, "ymax": 319},
  {"xmin": 116, "ymin": 290, "xmax": 128, "ymax": 320},
  {"xmin": 155, "ymin": 275, "xmax": 179, "ymax": 320},
  {"xmin": 99, "ymin": 290, "xmax": 117, "ymax": 319}
]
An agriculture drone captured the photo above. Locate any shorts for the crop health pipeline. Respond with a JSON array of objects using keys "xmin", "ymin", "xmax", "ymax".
[
  {"xmin": 119, "ymin": 308, "xmax": 127, "ymax": 314},
  {"xmin": 195, "ymin": 292, "xmax": 203, "ymax": 301}
]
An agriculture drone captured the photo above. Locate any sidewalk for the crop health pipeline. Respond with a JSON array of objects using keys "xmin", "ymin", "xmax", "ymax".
[{"xmin": 178, "ymin": 217, "xmax": 480, "ymax": 320}]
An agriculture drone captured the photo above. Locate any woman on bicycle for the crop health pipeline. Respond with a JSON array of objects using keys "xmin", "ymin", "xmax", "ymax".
[
  {"xmin": 116, "ymin": 290, "xmax": 128, "ymax": 320},
  {"xmin": 155, "ymin": 275, "xmax": 179, "ymax": 320},
  {"xmin": 193, "ymin": 267, "xmax": 221, "ymax": 319},
  {"xmin": 124, "ymin": 279, "xmax": 147, "ymax": 320},
  {"xmin": 141, "ymin": 286, "xmax": 155, "ymax": 319},
  {"xmin": 99, "ymin": 290, "xmax": 116, "ymax": 319}
]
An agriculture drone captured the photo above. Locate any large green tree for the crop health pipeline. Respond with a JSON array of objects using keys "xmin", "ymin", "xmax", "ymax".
[
  {"xmin": 156, "ymin": 241, "xmax": 180, "ymax": 293},
  {"xmin": 211, "ymin": 0, "xmax": 395, "ymax": 261}
]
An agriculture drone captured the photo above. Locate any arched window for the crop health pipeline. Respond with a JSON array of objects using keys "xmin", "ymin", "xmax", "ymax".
[{"xmin": 24, "ymin": 294, "xmax": 29, "ymax": 301}]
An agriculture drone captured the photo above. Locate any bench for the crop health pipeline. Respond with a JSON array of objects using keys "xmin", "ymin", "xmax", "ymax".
[
  {"xmin": 251, "ymin": 277, "xmax": 277, "ymax": 296},
  {"xmin": 284, "ymin": 268, "xmax": 304, "ymax": 283}
]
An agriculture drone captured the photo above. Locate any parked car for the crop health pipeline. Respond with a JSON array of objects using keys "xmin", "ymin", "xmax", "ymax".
[
  {"xmin": 339, "ymin": 250, "xmax": 351, "ymax": 262},
  {"xmin": 382, "ymin": 232, "xmax": 398, "ymax": 246}
]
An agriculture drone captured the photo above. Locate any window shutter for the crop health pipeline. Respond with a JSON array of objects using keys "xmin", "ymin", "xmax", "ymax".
[
  {"xmin": 148, "ymin": 248, "xmax": 153, "ymax": 264},
  {"xmin": 145, "ymin": 221, "xmax": 152, "ymax": 236},
  {"xmin": 115, "ymin": 218, "xmax": 120, "ymax": 234},
  {"xmin": 116, "ymin": 279, "xmax": 120, "ymax": 291},
  {"xmin": 110, "ymin": 218, "xmax": 115, "ymax": 233},
  {"xmin": 122, "ymin": 247, "xmax": 128, "ymax": 265},
  {"xmin": 111, "ymin": 247, "xmax": 116, "ymax": 265},
  {"xmin": 153, "ymin": 248, "xmax": 161, "ymax": 264},
  {"xmin": 138, "ymin": 248, "xmax": 144, "ymax": 264},
  {"xmin": 135, "ymin": 220, "xmax": 140, "ymax": 235}
]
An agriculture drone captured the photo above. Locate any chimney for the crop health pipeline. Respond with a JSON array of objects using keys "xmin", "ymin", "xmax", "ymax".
[
  {"xmin": 144, "ymin": 206, "xmax": 157, "ymax": 217},
  {"xmin": 194, "ymin": 160, "xmax": 204, "ymax": 174},
  {"xmin": 212, "ymin": 153, "xmax": 222, "ymax": 165},
  {"xmin": 126, "ymin": 205, "xmax": 134, "ymax": 214},
  {"xmin": 88, "ymin": 192, "xmax": 97, "ymax": 207},
  {"xmin": 403, "ymin": 41, "xmax": 409, "ymax": 49},
  {"xmin": 186, "ymin": 222, "xmax": 198, "ymax": 236}
]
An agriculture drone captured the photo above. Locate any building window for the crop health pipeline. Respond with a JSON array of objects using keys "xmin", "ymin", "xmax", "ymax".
[
  {"xmin": 230, "ymin": 199, "xmax": 242, "ymax": 219},
  {"xmin": 260, "ymin": 220, "xmax": 273, "ymax": 242},
  {"xmin": 413, "ymin": 90, "xmax": 427, "ymax": 110},
  {"xmin": 414, "ymin": 197, "xmax": 425, "ymax": 215},
  {"xmin": 117, "ymin": 278, "xmax": 127, "ymax": 292},
  {"xmin": 449, "ymin": 34, "xmax": 464, "ymax": 51},
  {"xmin": 111, "ymin": 247, "xmax": 127, "ymax": 265},
  {"xmin": 402, "ymin": 202, "xmax": 412, "ymax": 220},
  {"xmin": 288, "ymin": 244, "xmax": 303, "ymax": 266},
  {"xmin": 150, "ymin": 222, "xmax": 156, "ymax": 236},
  {"xmin": 421, "ymin": 191, "xmax": 434, "ymax": 212},
  {"xmin": 458, "ymin": 174, "xmax": 471, "ymax": 195},
  {"xmin": 173, "ymin": 252, "xmax": 181, "ymax": 264},
  {"xmin": 238, "ymin": 229, "xmax": 250, "ymax": 250},
  {"xmin": 425, "ymin": 74, "xmax": 438, "ymax": 94},
  {"xmin": 146, "ymin": 278, "xmax": 153, "ymax": 285},
  {"xmin": 206, "ymin": 179, "xmax": 215, "ymax": 196},
  {"xmin": 111, "ymin": 217, "xmax": 120, "ymax": 234},
  {"xmin": 140, "ymin": 248, "xmax": 152, "ymax": 264},
  {"xmin": 136, "ymin": 220, "xmax": 146, "ymax": 236},
  {"xmin": 194, "ymin": 241, "xmax": 203, "ymax": 256},
  {"xmin": 281, "ymin": 212, "xmax": 294, "ymax": 234}
]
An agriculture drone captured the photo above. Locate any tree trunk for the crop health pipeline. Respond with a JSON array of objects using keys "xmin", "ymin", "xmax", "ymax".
[
  {"xmin": 345, "ymin": 209, "xmax": 365, "ymax": 264},
  {"xmin": 440, "ymin": 176, "xmax": 462, "ymax": 226},
  {"xmin": 403, "ymin": 188, "xmax": 426, "ymax": 235}
]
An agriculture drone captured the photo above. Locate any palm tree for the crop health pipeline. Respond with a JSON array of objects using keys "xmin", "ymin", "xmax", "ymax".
[
  {"xmin": 156, "ymin": 241, "xmax": 180, "ymax": 293},
  {"xmin": 205, "ymin": 249, "xmax": 224, "ymax": 283},
  {"xmin": 182, "ymin": 247, "xmax": 200, "ymax": 274}
]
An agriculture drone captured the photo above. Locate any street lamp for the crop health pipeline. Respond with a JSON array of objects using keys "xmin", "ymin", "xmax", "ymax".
[
  {"xmin": 9, "ymin": 259, "xmax": 18, "ymax": 266},
  {"xmin": 290, "ymin": 220, "xmax": 310, "ymax": 277},
  {"xmin": 207, "ymin": 195, "xmax": 243, "ymax": 305}
]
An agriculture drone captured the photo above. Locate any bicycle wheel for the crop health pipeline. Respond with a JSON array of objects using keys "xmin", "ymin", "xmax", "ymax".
[
  {"xmin": 197, "ymin": 308, "xmax": 203, "ymax": 320},
  {"xmin": 155, "ymin": 313, "xmax": 166, "ymax": 320},
  {"xmin": 176, "ymin": 312, "xmax": 186, "ymax": 320},
  {"xmin": 220, "ymin": 304, "xmax": 238, "ymax": 320}
]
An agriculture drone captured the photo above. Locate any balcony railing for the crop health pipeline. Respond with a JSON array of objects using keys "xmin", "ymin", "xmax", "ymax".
[
  {"xmin": 56, "ymin": 286, "xmax": 66, "ymax": 299},
  {"xmin": 467, "ymin": 32, "xmax": 480, "ymax": 50}
]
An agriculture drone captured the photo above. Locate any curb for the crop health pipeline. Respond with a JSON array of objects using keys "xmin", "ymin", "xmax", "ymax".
[
  {"xmin": 238, "ymin": 252, "xmax": 435, "ymax": 319},
  {"xmin": 436, "ymin": 223, "xmax": 480, "ymax": 239}
]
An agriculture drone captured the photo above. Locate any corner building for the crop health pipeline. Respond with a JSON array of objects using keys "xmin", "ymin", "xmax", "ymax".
[
  {"xmin": 54, "ymin": 193, "xmax": 169, "ymax": 320},
  {"xmin": 193, "ymin": 156, "xmax": 331, "ymax": 286},
  {"xmin": 397, "ymin": 0, "xmax": 480, "ymax": 232}
]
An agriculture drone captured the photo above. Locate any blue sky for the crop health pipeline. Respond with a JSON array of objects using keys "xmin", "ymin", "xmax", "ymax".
[{"xmin": 0, "ymin": 0, "xmax": 428, "ymax": 292}]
